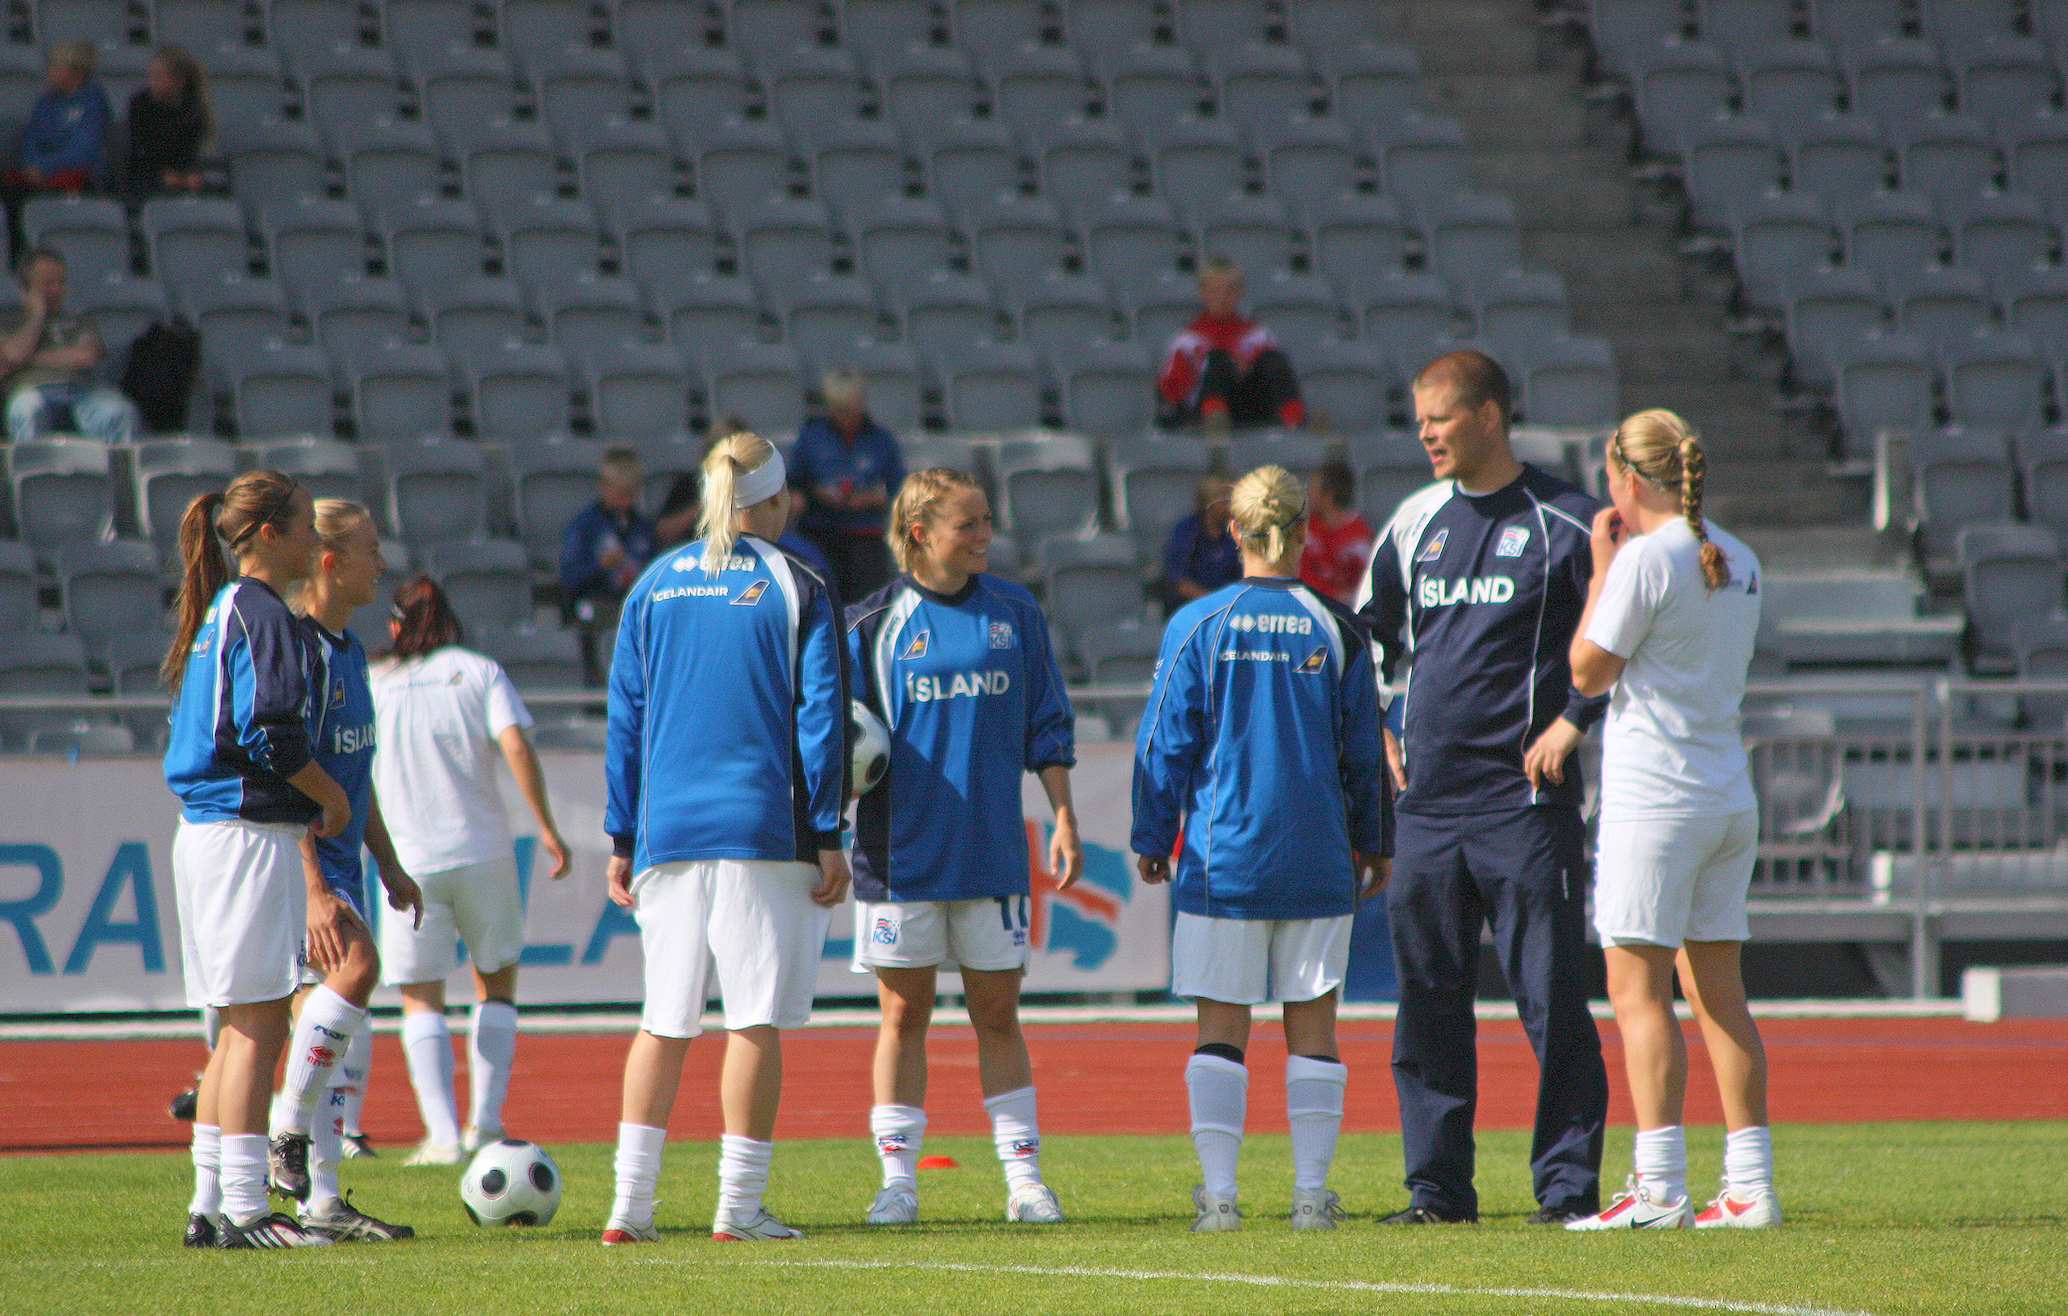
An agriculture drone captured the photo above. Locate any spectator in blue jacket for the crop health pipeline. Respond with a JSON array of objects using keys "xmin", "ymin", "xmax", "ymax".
[
  {"xmin": 559, "ymin": 446, "xmax": 657, "ymax": 682},
  {"xmin": 790, "ymin": 365, "xmax": 904, "ymax": 603},
  {"xmin": 4, "ymin": 41, "xmax": 109, "ymax": 256},
  {"xmin": 1158, "ymin": 473, "xmax": 1240, "ymax": 614}
]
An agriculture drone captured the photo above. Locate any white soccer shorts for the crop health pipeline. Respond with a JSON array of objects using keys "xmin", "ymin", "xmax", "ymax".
[
  {"xmin": 172, "ymin": 818, "xmax": 308, "ymax": 1008},
  {"xmin": 852, "ymin": 896, "xmax": 1031, "ymax": 973},
  {"xmin": 379, "ymin": 856, "xmax": 524, "ymax": 985},
  {"xmin": 1593, "ymin": 810, "xmax": 1759, "ymax": 948},
  {"xmin": 633, "ymin": 858, "xmax": 832, "ymax": 1039},
  {"xmin": 1169, "ymin": 910, "xmax": 1353, "ymax": 1005}
]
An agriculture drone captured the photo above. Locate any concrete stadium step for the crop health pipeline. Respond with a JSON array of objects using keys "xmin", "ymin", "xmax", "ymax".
[
  {"xmin": 1736, "ymin": 525, "xmax": 1907, "ymax": 571},
  {"xmin": 1405, "ymin": 4, "xmax": 1540, "ymax": 74},
  {"xmin": 1427, "ymin": 75, "xmax": 1590, "ymax": 148},
  {"xmin": 1471, "ymin": 147, "xmax": 1634, "ymax": 226},
  {"xmin": 1520, "ymin": 229, "xmax": 1684, "ymax": 303},
  {"xmin": 1704, "ymin": 459, "xmax": 1872, "ymax": 526}
]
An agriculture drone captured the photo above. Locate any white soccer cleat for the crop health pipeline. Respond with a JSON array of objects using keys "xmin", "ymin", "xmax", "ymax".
[
  {"xmin": 1005, "ymin": 1182, "xmax": 1065, "ymax": 1224},
  {"xmin": 1695, "ymin": 1183, "xmax": 1782, "ymax": 1229},
  {"xmin": 712, "ymin": 1206, "xmax": 804, "ymax": 1241},
  {"xmin": 461, "ymin": 1125, "xmax": 501, "ymax": 1155},
  {"xmin": 1190, "ymin": 1184, "xmax": 1241, "ymax": 1232},
  {"xmin": 1565, "ymin": 1176, "xmax": 1694, "ymax": 1230},
  {"xmin": 865, "ymin": 1185, "xmax": 918, "ymax": 1225},
  {"xmin": 402, "ymin": 1139, "xmax": 464, "ymax": 1167},
  {"xmin": 600, "ymin": 1215, "xmax": 661, "ymax": 1245},
  {"xmin": 1289, "ymin": 1188, "xmax": 1346, "ymax": 1230}
]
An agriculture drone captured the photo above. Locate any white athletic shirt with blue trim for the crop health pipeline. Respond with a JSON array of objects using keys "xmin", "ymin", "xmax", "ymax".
[
  {"xmin": 163, "ymin": 577, "xmax": 321, "ymax": 826},
  {"xmin": 1132, "ymin": 576, "xmax": 1392, "ymax": 921},
  {"xmin": 605, "ymin": 533, "xmax": 849, "ymax": 869},
  {"xmin": 845, "ymin": 573, "xmax": 1075, "ymax": 903}
]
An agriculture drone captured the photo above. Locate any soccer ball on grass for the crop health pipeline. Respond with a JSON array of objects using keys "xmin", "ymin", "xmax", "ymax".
[{"xmin": 460, "ymin": 1139, "xmax": 562, "ymax": 1226}]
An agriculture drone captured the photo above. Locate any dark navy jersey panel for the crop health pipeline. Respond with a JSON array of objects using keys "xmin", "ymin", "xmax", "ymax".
[
  {"xmin": 1360, "ymin": 465, "xmax": 1607, "ymax": 816},
  {"xmin": 308, "ymin": 624, "xmax": 376, "ymax": 899}
]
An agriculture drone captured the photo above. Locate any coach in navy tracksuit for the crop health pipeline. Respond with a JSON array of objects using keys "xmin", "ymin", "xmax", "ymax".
[{"xmin": 1358, "ymin": 350, "xmax": 1611, "ymax": 1225}]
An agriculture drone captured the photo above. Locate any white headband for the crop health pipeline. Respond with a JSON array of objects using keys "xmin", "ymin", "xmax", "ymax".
[{"xmin": 731, "ymin": 448, "xmax": 787, "ymax": 509}]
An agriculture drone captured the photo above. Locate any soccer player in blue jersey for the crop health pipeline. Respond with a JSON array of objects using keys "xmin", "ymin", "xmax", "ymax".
[
  {"xmin": 602, "ymin": 431, "xmax": 852, "ymax": 1245},
  {"xmin": 845, "ymin": 466, "xmax": 1082, "ymax": 1228},
  {"xmin": 1134, "ymin": 465, "xmax": 1392, "ymax": 1233},
  {"xmin": 1357, "ymin": 349, "xmax": 1612, "ymax": 1225},
  {"xmin": 163, "ymin": 470, "xmax": 350, "ymax": 1249},
  {"xmin": 272, "ymin": 498, "xmax": 422, "ymax": 1241}
]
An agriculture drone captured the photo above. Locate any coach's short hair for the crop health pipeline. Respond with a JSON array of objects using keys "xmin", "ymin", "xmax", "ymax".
[{"xmin": 1414, "ymin": 349, "xmax": 1511, "ymax": 424}]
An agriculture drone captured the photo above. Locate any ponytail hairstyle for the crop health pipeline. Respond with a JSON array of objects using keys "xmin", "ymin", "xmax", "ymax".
[
  {"xmin": 1229, "ymin": 464, "xmax": 1307, "ymax": 565},
  {"xmin": 387, "ymin": 573, "xmax": 464, "ymax": 659},
  {"xmin": 887, "ymin": 466, "xmax": 983, "ymax": 573},
  {"xmin": 162, "ymin": 469, "xmax": 304, "ymax": 693},
  {"xmin": 289, "ymin": 499, "xmax": 374, "ymax": 613},
  {"xmin": 1607, "ymin": 407, "xmax": 1729, "ymax": 591},
  {"xmin": 695, "ymin": 430, "xmax": 780, "ymax": 575}
]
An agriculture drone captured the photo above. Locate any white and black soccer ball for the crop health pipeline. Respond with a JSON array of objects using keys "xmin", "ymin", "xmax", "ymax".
[
  {"xmin": 460, "ymin": 1139, "xmax": 562, "ymax": 1227},
  {"xmin": 851, "ymin": 700, "xmax": 891, "ymax": 797}
]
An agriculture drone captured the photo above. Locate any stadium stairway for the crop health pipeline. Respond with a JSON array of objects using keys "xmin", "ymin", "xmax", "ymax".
[{"xmin": 1386, "ymin": 0, "xmax": 1872, "ymax": 537}]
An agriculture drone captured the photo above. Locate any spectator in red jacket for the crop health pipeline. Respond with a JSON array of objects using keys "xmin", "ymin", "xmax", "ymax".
[
  {"xmin": 1155, "ymin": 258, "xmax": 1305, "ymax": 434},
  {"xmin": 1299, "ymin": 457, "xmax": 1374, "ymax": 605}
]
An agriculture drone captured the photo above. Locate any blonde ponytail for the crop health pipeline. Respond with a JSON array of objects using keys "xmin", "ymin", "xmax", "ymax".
[
  {"xmin": 1229, "ymin": 464, "xmax": 1306, "ymax": 566},
  {"xmin": 696, "ymin": 430, "xmax": 778, "ymax": 574},
  {"xmin": 1608, "ymin": 408, "xmax": 1729, "ymax": 591}
]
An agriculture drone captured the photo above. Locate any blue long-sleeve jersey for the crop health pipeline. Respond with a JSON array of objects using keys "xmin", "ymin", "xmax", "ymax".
[
  {"xmin": 164, "ymin": 578, "xmax": 322, "ymax": 826},
  {"xmin": 20, "ymin": 83, "xmax": 109, "ymax": 179},
  {"xmin": 308, "ymin": 623, "xmax": 376, "ymax": 909},
  {"xmin": 1133, "ymin": 576, "xmax": 1392, "ymax": 921},
  {"xmin": 1357, "ymin": 465, "xmax": 1608, "ymax": 817},
  {"xmin": 605, "ymin": 533, "xmax": 849, "ymax": 869},
  {"xmin": 846, "ymin": 573, "xmax": 1075, "ymax": 903}
]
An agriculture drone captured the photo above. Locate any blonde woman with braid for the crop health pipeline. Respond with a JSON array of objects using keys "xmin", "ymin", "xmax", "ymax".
[
  {"xmin": 1565, "ymin": 410, "xmax": 1774, "ymax": 1231},
  {"xmin": 1133, "ymin": 465, "xmax": 1392, "ymax": 1233}
]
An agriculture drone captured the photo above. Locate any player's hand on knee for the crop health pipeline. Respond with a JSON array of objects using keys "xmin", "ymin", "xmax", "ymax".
[
  {"xmin": 606, "ymin": 854, "xmax": 636, "ymax": 908},
  {"xmin": 811, "ymin": 848, "xmax": 852, "ymax": 907}
]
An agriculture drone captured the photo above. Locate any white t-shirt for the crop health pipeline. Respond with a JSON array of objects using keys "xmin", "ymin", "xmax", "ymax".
[
  {"xmin": 1585, "ymin": 518, "xmax": 1761, "ymax": 820},
  {"xmin": 369, "ymin": 646, "xmax": 534, "ymax": 874}
]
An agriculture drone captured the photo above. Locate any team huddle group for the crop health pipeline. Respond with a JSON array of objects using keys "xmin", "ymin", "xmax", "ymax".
[{"xmin": 160, "ymin": 346, "xmax": 1782, "ymax": 1251}]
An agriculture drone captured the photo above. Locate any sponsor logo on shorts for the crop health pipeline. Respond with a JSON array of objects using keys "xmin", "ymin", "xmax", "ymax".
[
  {"xmin": 1297, "ymin": 646, "xmax": 1327, "ymax": 674},
  {"xmin": 1495, "ymin": 526, "xmax": 1530, "ymax": 557},
  {"xmin": 732, "ymin": 580, "xmax": 769, "ymax": 606},
  {"xmin": 898, "ymin": 629, "xmax": 930, "ymax": 660},
  {"xmin": 1010, "ymin": 926, "xmax": 1027, "ymax": 947},
  {"xmin": 1416, "ymin": 527, "xmax": 1448, "ymax": 562},
  {"xmin": 989, "ymin": 620, "xmax": 1014, "ymax": 649},
  {"xmin": 307, "ymin": 1044, "xmax": 338, "ymax": 1067},
  {"xmin": 872, "ymin": 917, "xmax": 897, "ymax": 945}
]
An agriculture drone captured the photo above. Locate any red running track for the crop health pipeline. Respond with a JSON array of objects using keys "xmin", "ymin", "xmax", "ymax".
[{"xmin": 6, "ymin": 1016, "xmax": 2066, "ymax": 1153}]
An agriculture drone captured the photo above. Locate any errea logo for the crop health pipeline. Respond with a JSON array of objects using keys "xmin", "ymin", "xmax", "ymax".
[
  {"xmin": 1227, "ymin": 612, "xmax": 1314, "ymax": 635},
  {"xmin": 673, "ymin": 553, "xmax": 758, "ymax": 573}
]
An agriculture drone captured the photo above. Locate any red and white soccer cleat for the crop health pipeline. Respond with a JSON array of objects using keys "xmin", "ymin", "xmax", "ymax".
[
  {"xmin": 1695, "ymin": 1184, "xmax": 1782, "ymax": 1228},
  {"xmin": 1565, "ymin": 1176, "xmax": 1694, "ymax": 1230}
]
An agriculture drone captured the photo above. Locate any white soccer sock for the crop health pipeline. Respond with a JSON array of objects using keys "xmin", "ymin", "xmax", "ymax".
[
  {"xmin": 610, "ymin": 1121, "xmax": 666, "ymax": 1227},
  {"xmin": 467, "ymin": 1000, "xmax": 519, "ymax": 1136},
  {"xmin": 219, "ymin": 1133, "xmax": 271, "ymax": 1225},
  {"xmin": 1285, "ymin": 1055, "xmax": 1347, "ymax": 1195},
  {"xmin": 1185, "ymin": 1052, "xmax": 1247, "ymax": 1201},
  {"xmin": 280, "ymin": 986, "xmax": 366, "ymax": 1135},
  {"xmin": 402, "ymin": 1011, "xmax": 462, "ymax": 1147},
  {"xmin": 716, "ymin": 1134, "xmax": 775, "ymax": 1221},
  {"xmin": 307, "ymin": 1103, "xmax": 343, "ymax": 1210},
  {"xmin": 983, "ymin": 1085, "xmax": 1044, "ymax": 1189},
  {"xmin": 334, "ymin": 1021, "xmax": 372, "ymax": 1136},
  {"xmin": 1723, "ymin": 1126, "xmax": 1774, "ymax": 1199},
  {"xmin": 870, "ymin": 1103, "xmax": 926, "ymax": 1189},
  {"xmin": 1633, "ymin": 1125, "xmax": 1688, "ymax": 1206},
  {"xmin": 188, "ymin": 1124, "xmax": 221, "ymax": 1217}
]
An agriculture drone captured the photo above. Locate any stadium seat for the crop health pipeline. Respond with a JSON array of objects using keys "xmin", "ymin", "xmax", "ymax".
[
  {"xmin": 1920, "ymin": 0, "xmax": 2018, "ymax": 46},
  {"xmin": 986, "ymin": 43, "xmax": 1093, "ymax": 139},
  {"xmin": 424, "ymin": 536, "xmax": 534, "ymax": 629},
  {"xmin": 470, "ymin": 623, "xmax": 585, "ymax": 689},
  {"xmin": 1781, "ymin": 266, "xmax": 1886, "ymax": 386},
  {"xmin": 0, "ymin": 540, "xmax": 38, "ymax": 635},
  {"xmin": 1149, "ymin": 118, "xmax": 1248, "ymax": 220},
  {"xmin": 900, "ymin": 270, "xmax": 1004, "ymax": 362},
  {"xmin": 416, "ymin": 277, "xmax": 529, "ymax": 365},
  {"xmin": 412, "ymin": 45, "xmax": 523, "ymax": 146},
  {"xmin": 1363, "ymin": 270, "xmax": 1463, "ymax": 371},
  {"xmin": 994, "ymin": 434, "xmax": 1098, "ymax": 540},
  {"xmin": 463, "ymin": 341, "xmax": 573, "ymax": 441},
  {"xmin": 1040, "ymin": 532, "xmax": 1146, "ymax": 660},
  {"xmin": 0, "ymin": 634, "xmax": 92, "ymax": 749},
  {"xmin": 1296, "ymin": 338, "xmax": 1393, "ymax": 434},
  {"xmin": 1912, "ymin": 427, "xmax": 2015, "ymax": 560},
  {"xmin": 879, "ymin": 45, "xmax": 983, "ymax": 141},
  {"xmin": 9, "ymin": 439, "xmax": 113, "ymax": 562},
  {"xmin": 263, "ymin": 0, "xmax": 369, "ymax": 69},
  {"xmin": 653, "ymin": 272, "xmax": 763, "ymax": 360},
  {"xmin": 1258, "ymin": 117, "xmax": 1359, "ymax": 222},
  {"xmin": 139, "ymin": 197, "xmax": 249, "ymax": 287},
  {"xmin": 1248, "ymin": 270, "xmax": 1351, "ymax": 355},
  {"xmin": 262, "ymin": 196, "xmax": 372, "ymax": 289},
  {"xmin": 1105, "ymin": 435, "xmax": 1210, "ymax": 564},
  {"xmin": 1467, "ymin": 267, "xmax": 1571, "ymax": 343},
  {"xmin": 380, "ymin": 197, "xmax": 490, "ymax": 290},
  {"xmin": 1212, "ymin": 42, "xmax": 1320, "ymax": 135},
  {"xmin": 379, "ymin": 439, "xmax": 488, "ymax": 547},
  {"xmin": 1056, "ymin": 339, "xmax": 1155, "ymax": 438},
  {"xmin": 132, "ymin": 438, "xmax": 237, "ymax": 564},
  {"xmin": 843, "ymin": 0, "xmax": 938, "ymax": 64},
  {"xmin": 960, "ymin": 194, "xmax": 1069, "ymax": 303},
  {"xmin": 2013, "ymin": 611, "xmax": 2068, "ymax": 727},
  {"xmin": 71, "ymin": 275, "xmax": 167, "ymax": 372},
  {"xmin": 1893, "ymin": 114, "xmax": 2000, "ymax": 210},
  {"xmin": 1304, "ymin": 192, "xmax": 1409, "ymax": 299},
  {"xmin": 1072, "ymin": 192, "xmax": 1183, "ymax": 289},
  {"xmin": 1957, "ymin": 522, "xmax": 2065, "ymax": 667},
  {"xmin": 1077, "ymin": 613, "xmax": 1158, "ymax": 730},
  {"xmin": 938, "ymin": 340, "xmax": 1043, "ymax": 432},
  {"xmin": 952, "ymin": 0, "xmax": 1046, "ymax": 62},
  {"xmin": 1355, "ymin": 437, "xmax": 1432, "ymax": 528},
  {"xmin": 296, "ymin": 273, "xmax": 413, "ymax": 363},
  {"xmin": 1889, "ymin": 266, "xmax": 1993, "ymax": 357},
  {"xmin": 1191, "ymin": 192, "xmax": 1297, "ymax": 281},
  {"xmin": 466, "ymin": 130, "xmax": 569, "ymax": 226},
  {"xmin": 727, "ymin": 195, "xmax": 839, "ymax": 300},
  {"xmin": 1784, "ymin": 112, "xmax": 1889, "ymax": 199},
  {"xmin": 572, "ymin": 123, "xmax": 681, "ymax": 217},
  {"xmin": 497, "ymin": 0, "xmax": 598, "ymax": 66},
  {"xmin": 105, "ymin": 625, "xmax": 175, "ymax": 742},
  {"xmin": 920, "ymin": 118, "xmax": 1023, "ymax": 215},
  {"xmin": 1946, "ymin": 192, "xmax": 2056, "ymax": 283},
  {"xmin": 1173, "ymin": 0, "xmax": 1271, "ymax": 54},
  {"xmin": 647, "ymin": 46, "xmax": 753, "ymax": 148},
  {"xmin": 1519, "ymin": 337, "xmax": 1620, "ymax": 429},
  {"xmin": 1038, "ymin": 120, "xmax": 1137, "ymax": 216},
  {"xmin": 530, "ymin": 273, "xmax": 649, "ymax": 362},
  {"xmin": 1229, "ymin": 432, "xmax": 1330, "ymax": 482},
  {"xmin": 1835, "ymin": 190, "xmax": 1943, "ymax": 284},
  {"xmin": 723, "ymin": 0, "xmax": 829, "ymax": 62},
  {"xmin": 1842, "ymin": 36, "xmax": 1951, "ymax": 126},
  {"xmin": 197, "ymin": 47, "xmax": 287, "ymax": 141},
  {"xmin": 841, "ymin": 340, "xmax": 926, "ymax": 436},
  {"xmin": 1828, "ymin": 332, "xmax": 1932, "ymax": 457},
  {"xmin": 1630, "ymin": 40, "xmax": 1735, "ymax": 157},
  {"xmin": 1098, "ymin": 42, "xmax": 1205, "ymax": 135},
  {"xmin": 1121, "ymin": 267, "xmax": 1203, "ymax": 356},
  {"xmin": 1321, "ymin": 42, "xmax": 1422, "ymax": 123},
  {"xmin": 1942, "ymin": 333, "xmax": 2047, "ymax": 431},
  {"xmin": 1013, "ymin": 273, "xmax": 1119, "ymax": 366},
  {"xmin": 383, "ymin": 0, "xmax": 477, "ymax": 52},
  {"xmin": 780, "ymin": 273, "xmax": 884, "ymax": 374},
  {"xmin": 1953, "ymin": 38, "xmax": 2058, "ymax": 128},
  {"xmin": 23, "ymin": 196, "xmax": 130, "ymax": 287},
  {"xmin": 153, "ymin": 0, "xmax": 253, "ymax": 49},
  {"xmin": 1370, "ymin": 113, "xmax": 1471, "ymax": 209},
  {"xmin": 1736, "ymin": 39, "xmax": 1842, "ymax": 125},
  {"xmin": 1586, "ymin": 0, "xmax": 1693, "ymax": 76},
  {"xmin": 56, "ymin": 541, "xmax": 162, "ymax": 655},
  {"xmin": 2001, "ymin": 268, "xmax": 2068, "ymax": 357},
  {"xmin": 2015, "ymin": 428, "xmax": 2068, "ymax": 549},
  {"xmin": 841, "ymin": 195, "xmax": 952, "ymax": 293},
  {"xmin": 504, "ymin": 437, "xmax": 607, "ymax": 567},
  {"xmin": 2002, "ymin": 116, "xmax": 2068, "ymax": 218},
  {"xmin": 604, "ymin": 197, "xmax": 720, "ymax": 289},
  {"xmin": 299, "ymin": 43, "xmax": 404, "ymax": 126},
  {"xmin": 1696, "ymin": 0, "xmax": 1797, "ymax": 52},
  {"xmin": 811, "ymin": 120, "xmax": 911, "ymax": 215},
  {"xmin": 1730, "ymin": 192, "xmax": 1836, "ymax": 312},
  {"xmin": 1064, "ymin": 0, "xmax": 1162, "ymax": 62},
  {"xmin": 766, "ymin": 46, "xmax": 868, "ymax": 147},
  {"xmin": 259, "ymin": 438, "xmax": 363, "ymax": 504},
  {"xmin": 227, "ymin": 119, "xmax": 328, "ymax": 215},
  {"xmin": 1681, "ymin": 115, "xmax": 1784, "ymax": 233},
  {"xmin": 581, "ymin": 342, "xmax": 690, "ymax": 441},
  {"xmin": 349, "ymin": 340, "xmax": 455, "ymax": 443},
  {"xmin": 699, "ymin": 340, "xmax": 806, "ymax": 440},
  {"xmin": 489, "ymin": 196, "xmax": 604, "ymax": 292}
]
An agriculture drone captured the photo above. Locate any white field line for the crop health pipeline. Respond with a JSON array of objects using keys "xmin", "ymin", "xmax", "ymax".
[{"xmin": 619, "ymin": 1256, "xmax": 1878, "ymax": 1316}]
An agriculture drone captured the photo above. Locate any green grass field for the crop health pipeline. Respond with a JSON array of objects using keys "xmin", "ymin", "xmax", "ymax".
[{"xmin": 8, "ymin": 1123, "xmax": 2065, "ymax": 1316}]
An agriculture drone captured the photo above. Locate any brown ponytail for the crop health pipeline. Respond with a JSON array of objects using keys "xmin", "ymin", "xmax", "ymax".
[
  {"xmin": 387, "ymin": 573, "xmax": 464, "ymax": 659},
  {"xmin": 1607, "ymin": 408, "xmax": 1729, "ymax": 592},
  {"xmin": 161, "ymin": 469, "xmax": 304, "ymax": 693}
]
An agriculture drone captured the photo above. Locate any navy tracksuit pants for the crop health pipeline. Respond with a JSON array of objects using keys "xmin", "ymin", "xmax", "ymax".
[{"xmin": 1387, "ymin": 805, "xmax": 1609, "ymax": 1217}]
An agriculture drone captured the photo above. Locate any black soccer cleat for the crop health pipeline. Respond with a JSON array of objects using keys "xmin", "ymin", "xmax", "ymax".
[
  {"xmin": 1376, "ymin": 1204, "xmax": 1477, "ymax": 1225},
  {"xmin": 268, "ymin": 1132, "xmax": 311, "ymax": 1201},
  {"xmin": 183, "ymin": 1213, "xmax": 217, "ymax": 1248},
  {"xmin": 340, "ymin": 1132, "xmax": 377, "ymax": 1160},
  {"xmin": 300, "ymin": 1192, "xmax": 415, "ymax": 1242},
  {"xmin": 215, "ymin": 1212, "xmax": 333, "ymax": 1248},
  {"xmin": 1526, "ymin": 1202, "xmax": 1597, "ymax": 1225},
  {"xmin": 169, "ymin": 1088, "xmax": 198, "ymax": 1121}
]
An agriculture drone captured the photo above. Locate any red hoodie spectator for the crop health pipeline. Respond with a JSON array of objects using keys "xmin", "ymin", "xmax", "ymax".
[{"xmin": 1155, "ymin": 259, "xmax": 1305, "ymax": 431}]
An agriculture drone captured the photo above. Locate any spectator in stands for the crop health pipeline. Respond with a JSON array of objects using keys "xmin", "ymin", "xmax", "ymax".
[
  {"xmin": 124, "ymin": 45, "xmax": 212, "ymax": 199},
  {"xmin": 790, "ymin": 365, "xmax": 905, "ymax": 602},
  {"xmin": 560, "ymin": 446, "xmax": 657, "ymax": 681},
  {"xmin": 1155, "ymin": 257, "xmax": 1306, "ymax": 434},
  {"xmin": 1158, "ymin": 473, "xmax": 1240, "ymax": 614},
  {"xmin": 1300, "ymin": 458, "xmax": 1375, "ymax": 604},
  {"xmin": 0, "ymin": 247, "xmax": 141, "ymax": 444},
  {"xmin": 3, "ymin": 41, "xmax": 110, "ymax": 255}
]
